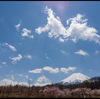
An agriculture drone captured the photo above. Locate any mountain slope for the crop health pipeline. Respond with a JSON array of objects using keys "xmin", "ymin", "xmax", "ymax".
[{"xmin": 57, "ymin": 73, "xmax": 90, "ymax": 85}]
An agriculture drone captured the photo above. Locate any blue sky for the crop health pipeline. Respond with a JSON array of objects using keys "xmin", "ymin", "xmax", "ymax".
[{"xmin": 0, "ymin": 1, "xmax": 100, "ymax": 86}]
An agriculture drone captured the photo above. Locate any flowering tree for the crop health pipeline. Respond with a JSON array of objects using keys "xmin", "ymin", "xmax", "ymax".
[
  {"xmin": 91, "ymin": 89, "xmax": 100, "ymax": 96},
  {"xmin": 63, "ymin": 89, "xmax": 71, "ymax": 97},
  {"xmin": 71, "ymin": 88, "xmax": 82, "ymax": 95},
  {"xmin": 43, "ymin": 87, "xmax": 65, "ymax": 98}
]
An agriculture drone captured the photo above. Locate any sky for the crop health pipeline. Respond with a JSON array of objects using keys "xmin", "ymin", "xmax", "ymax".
[{"xmin": 0, "ymin": 1, "xmax": 100, "ymax": 86}]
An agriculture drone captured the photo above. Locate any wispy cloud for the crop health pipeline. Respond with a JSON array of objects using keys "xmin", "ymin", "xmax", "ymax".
[
  {"xmin": 43, "ymin": 66, "xmax": 59, "ymax": 73},
  {"xmin": 15, "ymin": 20, "xmax": 21, "ymax": 32},
  {"xmin": 2, "ymin": 62, "xmax": 6, "ymax": 65},
  {"xmin": 0, "ymin": 66, "xmax": 2, "ymax": 69},
  {"xmin": 11, "ymin": 75, "xmax": 14, "ymax": 80},
  {"xmin": 25, "ymin": 75, "xmax": 29, "ymax": 79},
  {"xmin": 75, "ymin": 50, "xmax": 88, "ymax": 56},
  {"xmin": 18, "ymin": 74, "xmax": 23, "ymax": 77},
  {"xmin": 6, "ymin": 75, "xmax": 14, "ymax": 80},
  {"xmin": 95, "ymin": 50, "xmax": 99, "ymax": 55},
  {"xmin": 25, "ymin": 54, "xmax": 32, "ymax": 59},
  {"xmin": 9, "ymin": 54, "xmax": 23, "ymax": 64},
  {"xmin": 60, "ymin": 66, "xmax": 76, "ymax": 74},
  {"xmin": 61, "ymin": 50, "xmax": 68, "ymax": 55},
  {"xmin": 45, "ymin": 53, "xmax": 50, "ymax": 59},
  {"xmin": 4, "ymin": 43, "xmax": 17, "ymax": 51},
  {"xmin": 21, "ymin": 28, "xmax": 34, "ymax": 39}
]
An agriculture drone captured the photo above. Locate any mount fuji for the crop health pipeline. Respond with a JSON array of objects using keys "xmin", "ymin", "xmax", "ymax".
[{"xmin": 56, "ymin": 73, "xmax": 90, "ymax": 85}]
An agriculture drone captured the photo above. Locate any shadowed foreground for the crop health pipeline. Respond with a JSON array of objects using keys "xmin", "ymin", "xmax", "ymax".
[{"xmin": 0, "ymin": 84, "xmax": 100, "ymax": 98}]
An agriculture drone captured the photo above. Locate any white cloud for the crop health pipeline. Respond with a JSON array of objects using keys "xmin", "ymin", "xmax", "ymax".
[
  {"xmin": 2, "ymin": 62, "xmax": 6, "ymax": 65},
  {"xmin": 59, "ymin": 37, "xmax": 65, "ymax": 42},
  {"xmin": 36, "ymin": 75, "xmax": 51, "ymax": 84},
  {"xmin": 45, "ymin": 53, "xmax": 50, "ymax": 59},
  {"xmin": 4, "ymin": 43, "xmax": 17, "ymax": 51},
  {"xmin": 28, "ymin": 68, "xmax": 42, "ymax": 73},
  {"xmin": 11, "ymin": 75, "xmax": 14, "ymax": 80},
  {"xmin": 25, "ymin": 75, "xmax": 29, "ymax": 79},
  {"xmin": 35, "ymin": 6, "xmax": 67, "ymax": 40},
  {"xmin": 75, "ymin": 50, "xmax": 88, "ymax": 56},
  {"xmin": 18, "ymin": 74, "xmax": 23, "ymax": 77},
  {"xmin": 34, "ymin": 83, "xmax": 51, "ymax": 86},
  {"xmin": 6, "ymin": 75, "xmax": 14, "ymax": 80},
  {"xmin": 25, "ymin": 54, "xmax": 32, "ymax": 59},
  {"xmin": 0, "ymin": 77, "xmax": 51, "ymax": 87},
  {"xmin": 95, "ymin": 50, "xmax": 99, "ymax": 55},
  {"xmin": 21, "ymin": 28, "xmax": 34, "ymax": 39},
  {"xmin": 0, "ymin": 66, "xmax": 2, "ymax": 68},
  {"xmin": 0, "ymin": 79, "xmax": 29, "ymax": 86},
  {"xmin": 61, "ymin": 50, "xmax": 68, "ymax": 55},
  {"xmin": 60, "ymin": 66, "xmax": 76, "ymax": 74},
  {"xmin": 46, "ymin": 56, "xmax": 50, "ymax": 59},
  {"xmin": 35, "ymin": 6, "xmax": 100, "ymax": 44},
  {"xmin": 15, "ymin": 20, "xmax": 21, "ymax": 32},
  {"xmin": 66, "ymin": 14, "xmax": 99, "ymax": 43},
  {"xmin": 10, "ymin": 54, "xmax": 23, "ymax": 64},
  {"xmin": 43, "ymin": 66, "xmax": 59, "ymax": 73}
]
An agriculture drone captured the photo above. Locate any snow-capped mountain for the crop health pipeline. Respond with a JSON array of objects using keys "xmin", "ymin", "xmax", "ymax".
[{"xmin": 57, "ymin": 73, "xmax": 90, "ymax": 85}]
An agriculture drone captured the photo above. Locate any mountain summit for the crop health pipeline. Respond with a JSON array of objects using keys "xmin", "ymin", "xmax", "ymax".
[{"xmin": 57, "ymin": 73, "xmax": 90, "ymax": 85}]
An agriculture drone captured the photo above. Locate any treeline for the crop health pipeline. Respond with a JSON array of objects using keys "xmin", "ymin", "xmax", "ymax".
[
  {"xmin": 0, "ymin": 77, "xmax": 100, "ymax": 98},
  {"xmin": 0, "ymin": 84, "xmax": 100, "ymax": 98}
]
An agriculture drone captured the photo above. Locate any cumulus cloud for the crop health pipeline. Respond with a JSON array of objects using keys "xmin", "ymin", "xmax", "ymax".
[
  {"xmin": 9, "ymin": 54, "xmax": 23, "ymax": 64},
  {"xmin": 35, "ymin": 6, "xmax": 100, "ymax": 44},
  {"xmin": 28, "ymin": 66, "xmax": 77, "ymax": 74},
  {"xmin": 28, "ymin": 69, "xmax": 42, "ymax": 73},
  {"xmin": 36, "ymin": 75, "xmax": 51, "ymax": 84},
  {"xmin": 66, "ymin": 14, "xmax": 99, "ymax": 43},
  {"xmin": 4, "ymin": 43, "xmax": 17, "ymax": 51},
  {"xmin": 15, "ymin": 20, "xmax": 21, "ymax": 32},
  {"xmin": 60, "ymin": 67, "xmax": 76, "ymax": 74},
  {"xmin": 43, "ymin": 66, "xmax": 59, "ymax": 73},
  {"xmin": 21, "ymin": 28, "xmax": 34, "ymax": 39},
  {"xmin": 35, "ymin": 6, "xmax": 67, "ymax": 39},
  {"xmin": 75, "ymin": 50, "xmax": 88, "ymax": 56},
  {"xmin": 25, "ymin": 54, "xmax": 32, "ymax": 59}
]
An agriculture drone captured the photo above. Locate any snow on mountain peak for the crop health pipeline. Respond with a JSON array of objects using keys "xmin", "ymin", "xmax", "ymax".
[{"xmin": 59, "ymin": 73, "xmax": 90, "ymax": 85}]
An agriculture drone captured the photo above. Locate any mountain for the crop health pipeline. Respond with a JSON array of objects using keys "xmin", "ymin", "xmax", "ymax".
[{"xmin": 56, "ymin": 73, "xmax": 90, "ymax": 85}]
